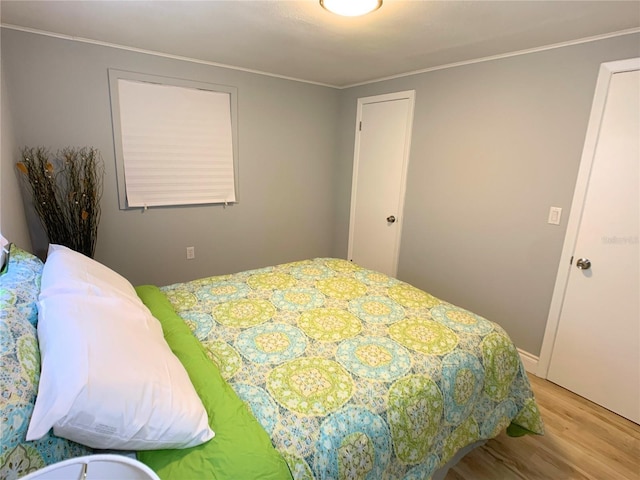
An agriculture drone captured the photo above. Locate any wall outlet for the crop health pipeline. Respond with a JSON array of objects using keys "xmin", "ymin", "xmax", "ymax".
[{"xmin": 186, "ymin": 246, "xmax": 195, "ymax": 260}]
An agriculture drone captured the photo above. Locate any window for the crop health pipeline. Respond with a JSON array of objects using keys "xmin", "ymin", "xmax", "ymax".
[{"xmin": 108, "ymin": 70, "xmax": 238, "ymax": 209}]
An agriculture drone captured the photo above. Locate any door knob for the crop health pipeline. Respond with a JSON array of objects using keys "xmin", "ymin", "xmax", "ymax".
[
  {"xmin": 386, "ymin": 216, "xmax": 396, "ymax": 223},
  {"xmin": 576, "ymin": 258, "xmax": 591, "ymax": 270}
]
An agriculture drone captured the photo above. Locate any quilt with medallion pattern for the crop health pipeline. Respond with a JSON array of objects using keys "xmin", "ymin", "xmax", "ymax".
[{"xmin": 159, "ymin": 258, "xmax": 544, "ymax": 480}]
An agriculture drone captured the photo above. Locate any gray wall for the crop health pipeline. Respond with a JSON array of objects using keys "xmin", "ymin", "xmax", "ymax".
[
  {"xmin": 2, "ymin": 27, "xmax": 639, "ymax": 356},
  {"xmin": 335, "ymin": 33, "xmax": 640, "ymax": 355},
  {"xmin": 1, "ymin": 44, "xmax": 31, "ymax": 250},
  {"xmin": 1, "ymin": 28, "xmax": 340, "ymax": 285}
]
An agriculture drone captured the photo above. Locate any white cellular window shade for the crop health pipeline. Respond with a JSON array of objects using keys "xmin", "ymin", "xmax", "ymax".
[{"xmin": 110, "ymin": 71, "xmax": 237, "ymax": 209}]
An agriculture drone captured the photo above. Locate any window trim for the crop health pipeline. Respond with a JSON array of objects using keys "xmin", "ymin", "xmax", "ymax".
[{"xmin": 108, "ymin": 69, "xmax": 239, "ymax": 210}]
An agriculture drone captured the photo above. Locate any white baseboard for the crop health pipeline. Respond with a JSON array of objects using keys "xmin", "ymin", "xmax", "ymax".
[{"xmin": 518, "ymin": 348, "xmax": 539, "ymax": 375}]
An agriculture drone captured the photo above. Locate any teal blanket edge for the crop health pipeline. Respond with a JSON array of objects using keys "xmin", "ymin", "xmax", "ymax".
[{"xmin": 135, "ymin": 285, "xmax": 293, "ymax": 480}]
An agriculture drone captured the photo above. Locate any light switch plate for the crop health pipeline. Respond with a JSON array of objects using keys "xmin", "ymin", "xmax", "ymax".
[{"xmin": 548, "ymin": 207, "xmax": 562, "ymax": 225}]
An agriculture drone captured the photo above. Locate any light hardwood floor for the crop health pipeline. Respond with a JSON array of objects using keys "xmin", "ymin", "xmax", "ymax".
[{"xmin": 445, "ymin": 374, "xmax": 640, "ymax": 480}]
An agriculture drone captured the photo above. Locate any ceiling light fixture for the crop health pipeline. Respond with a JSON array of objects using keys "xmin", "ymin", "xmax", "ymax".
[{"xmin": 320, "ymin": 0, "xmax": 382, "ymax": 17}]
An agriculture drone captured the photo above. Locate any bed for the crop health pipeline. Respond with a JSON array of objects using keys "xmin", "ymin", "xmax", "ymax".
[{"xmin": 1, "ymin": 243, "xmax": 544, "ymax": 480}]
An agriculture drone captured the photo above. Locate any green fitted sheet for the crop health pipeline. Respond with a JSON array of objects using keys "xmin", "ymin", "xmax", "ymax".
[{"xmin": 135, "ymin": 285, "xmax": 292, "ymax": 480}]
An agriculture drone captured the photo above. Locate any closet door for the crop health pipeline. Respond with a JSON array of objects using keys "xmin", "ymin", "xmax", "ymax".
[{"xmin": 348, "ymin": 91, "xmax": 415, "ymax": 277}]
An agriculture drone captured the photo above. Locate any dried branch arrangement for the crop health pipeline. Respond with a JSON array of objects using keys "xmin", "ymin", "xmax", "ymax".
[{"xmin": 17, "ymin": 147, "xmax": 104, "ymax": 258}]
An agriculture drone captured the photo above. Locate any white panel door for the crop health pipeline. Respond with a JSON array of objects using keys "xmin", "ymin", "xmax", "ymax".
[
  {"xmin": 348, "ymin": 91, "xmax": 415, "ymax": 277},
  {"xmin": 546, "ymin": 64, "xmax": 639, "ymax": 423}
]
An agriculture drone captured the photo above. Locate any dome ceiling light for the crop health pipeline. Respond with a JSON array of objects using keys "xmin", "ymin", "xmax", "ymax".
[{"xmin": 319, "ymin": 0, "xmax": 383, "ymax": 17}]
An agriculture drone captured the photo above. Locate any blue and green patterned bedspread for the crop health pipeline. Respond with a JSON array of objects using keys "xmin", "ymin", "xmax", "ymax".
[{"xmin": 160, "ymin": 258, "xmax": 543, "ymax": 479}]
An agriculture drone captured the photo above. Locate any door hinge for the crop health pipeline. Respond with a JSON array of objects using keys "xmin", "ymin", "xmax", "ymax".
[{"xmin": 359, "ymin": 121, "xmax": 362, "ymax": 131}]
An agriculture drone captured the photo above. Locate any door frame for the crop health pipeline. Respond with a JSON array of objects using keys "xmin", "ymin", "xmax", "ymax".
[
  {"xmin": 537, "ymin": 57, "xmax": 640, "ymax": 377},
  {"xmin": 347, "ymin": 90, "xmax": 415, "ymax": 277}
]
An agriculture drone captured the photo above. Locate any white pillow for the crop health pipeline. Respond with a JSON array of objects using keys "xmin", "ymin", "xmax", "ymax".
[
  {"xmin": 39, "ymin": 244, "xmax": 138, "ymax": 301},
  {"xmin": 27, "ymin": 293, "xmax": 215, "ymax": 450}
]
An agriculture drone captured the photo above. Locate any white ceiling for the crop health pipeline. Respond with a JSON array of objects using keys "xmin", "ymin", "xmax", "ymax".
[{"xmin": 1, "ymin": 0, "xmax": 639, "ymax": 87}]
